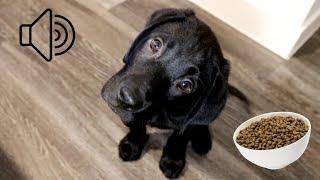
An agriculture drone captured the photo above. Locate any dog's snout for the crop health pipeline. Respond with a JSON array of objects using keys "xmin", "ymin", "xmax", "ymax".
[
  {"xmin": 117, "ymin": 86, "xmax": 143, "ymax": 110},
  {"xmin": 102, "ymin": 71, "xmax": 157, "ymax": 114}
]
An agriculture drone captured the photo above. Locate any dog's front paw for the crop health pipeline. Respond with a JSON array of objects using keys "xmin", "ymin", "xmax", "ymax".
[
  {"xmin": 159, "ymin": 155, "xmax": 185, "ymax": 178},
  {"xmin": 119, "ymin": 135, "xmax": 146, "ymax": 161},
  {"xmin": 191, "ymin": 137, "xmax": 212, "ymax": 155},
  {"xmin": 191, "ymin": 127, "xmax": 212, "ymax": 156}
]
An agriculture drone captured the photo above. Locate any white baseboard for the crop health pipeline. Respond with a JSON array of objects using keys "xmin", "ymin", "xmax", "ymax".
[{"xmin": 189, "ymin": 0, "xmax": 320, "ymax": 59}]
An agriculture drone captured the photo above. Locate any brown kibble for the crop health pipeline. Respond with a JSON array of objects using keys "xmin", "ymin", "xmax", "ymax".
[{"xmin": 236, "ymin": 116, "xmax": 308, "ymax": 150}]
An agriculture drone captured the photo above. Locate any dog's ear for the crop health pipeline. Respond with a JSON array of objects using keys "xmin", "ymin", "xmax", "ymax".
[{"xmin": 123, "ymin": 9, "xmax": 195, "ymax": 64}]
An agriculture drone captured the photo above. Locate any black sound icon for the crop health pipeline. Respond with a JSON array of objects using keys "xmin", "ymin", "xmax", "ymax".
[{"xmin": 19, "ymin": 9, "xmax": 75, "ymax": 62}]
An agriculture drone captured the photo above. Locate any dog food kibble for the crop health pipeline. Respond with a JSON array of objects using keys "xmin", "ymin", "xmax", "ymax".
[{"xmin": 236, "ymin": 116, "xmax": 309, "ymax": 150}]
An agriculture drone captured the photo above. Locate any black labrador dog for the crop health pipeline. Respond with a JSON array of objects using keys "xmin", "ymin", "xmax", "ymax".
[{"xmin": 101, "ymin": 8, "xmax": 247, "ymax": 178}]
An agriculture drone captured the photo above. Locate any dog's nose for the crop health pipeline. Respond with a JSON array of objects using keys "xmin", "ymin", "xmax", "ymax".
[{"xmin": 117, "ymin": 87, "xmax": 142, "ymax": 109}]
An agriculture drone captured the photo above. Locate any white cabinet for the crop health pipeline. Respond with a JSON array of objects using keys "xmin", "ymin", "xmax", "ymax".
[{"xmin": 189, "ymin": 0, "xmax": 320, "ymax": 59}]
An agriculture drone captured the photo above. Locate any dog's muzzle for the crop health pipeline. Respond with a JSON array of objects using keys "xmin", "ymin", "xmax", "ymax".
[{"xmin": 101, "ymin": 75, "xmax": 152, "ymax": 113}]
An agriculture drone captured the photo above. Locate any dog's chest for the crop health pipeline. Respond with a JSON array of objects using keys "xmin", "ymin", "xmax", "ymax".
[{"xmin": 148, "ymin": 113, "xmax": 178, "ymax": 129}]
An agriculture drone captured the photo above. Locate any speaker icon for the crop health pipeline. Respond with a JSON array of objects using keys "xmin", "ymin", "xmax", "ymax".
[{"xmin": 19, "ymin": 9, "xmax": 75, "ymax": 62}]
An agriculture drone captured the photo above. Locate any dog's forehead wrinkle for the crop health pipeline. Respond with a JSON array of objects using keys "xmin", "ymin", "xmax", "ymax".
[{"xmin": 164, "ymin": 59, "xmax": 196, "ymax": 80}]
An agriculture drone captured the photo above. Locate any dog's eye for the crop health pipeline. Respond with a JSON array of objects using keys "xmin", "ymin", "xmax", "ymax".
[
  {"xmin": 149, "ymin": 38, "xmax": 162, "ymax": 52},
  {"xmin": 177, "ymin": 79, "xmax": 193, "ymax": 94}
]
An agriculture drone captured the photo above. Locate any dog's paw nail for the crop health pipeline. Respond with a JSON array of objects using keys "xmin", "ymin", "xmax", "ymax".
[
  {"xmin": 159, "ymin": 156, "xmax": 185, "ymax": 178},
  {"xmin": 119, "ymin": 140, "xmax": 142, "ymax": 161}
]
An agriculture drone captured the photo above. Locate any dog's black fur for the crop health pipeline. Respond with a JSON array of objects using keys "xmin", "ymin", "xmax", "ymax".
[{"xmin": 101, "ymin": 8, "xmax": 243, "ymax": 178}]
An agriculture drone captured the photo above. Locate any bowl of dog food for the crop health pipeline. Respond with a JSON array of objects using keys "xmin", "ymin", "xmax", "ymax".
[{"xmin": 233, "ymin": 112, "xmax": 311, "ymax": 169}]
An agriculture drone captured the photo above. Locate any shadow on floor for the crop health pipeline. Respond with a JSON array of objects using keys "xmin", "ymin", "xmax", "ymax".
[{"xmin": 295, "ymin": 29, "xmax": 320, "ymax": 57}]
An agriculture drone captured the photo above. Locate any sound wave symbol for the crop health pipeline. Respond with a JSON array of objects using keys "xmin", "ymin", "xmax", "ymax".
[
  {"xmin": 19, "ymin": 9, "xmax": 76, "ymax": 62},
  {"xmin": 53, "ymin": 15, "xmax": 75, "ymax": 56}
]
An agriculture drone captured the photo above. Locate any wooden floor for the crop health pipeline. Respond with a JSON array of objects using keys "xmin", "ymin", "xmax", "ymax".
[{"xmin": 0, "ymin": 0, "xmax": 320, "ymax": 179}]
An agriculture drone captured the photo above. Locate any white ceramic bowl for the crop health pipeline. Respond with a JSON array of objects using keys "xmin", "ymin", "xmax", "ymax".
[{"xmin": 233, "ymin": 112, "xmax": 311, "ymax": 169}]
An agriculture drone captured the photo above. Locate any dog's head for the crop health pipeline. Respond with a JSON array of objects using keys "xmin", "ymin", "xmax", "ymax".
[{"xmin": 101, "ymin": 9, "xmax": 230, "ymax": 128}]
